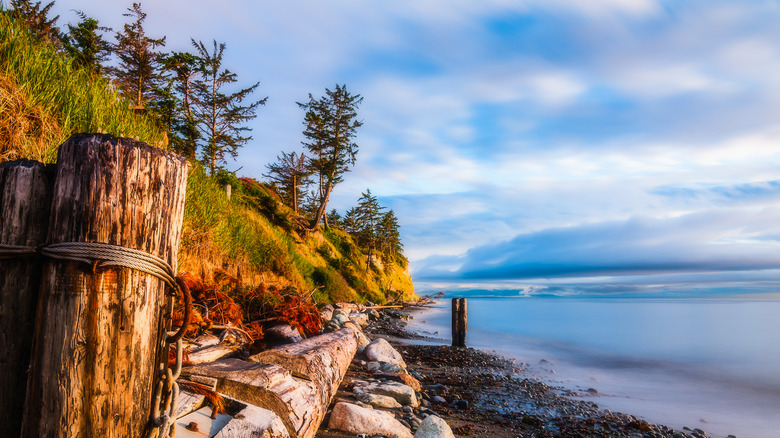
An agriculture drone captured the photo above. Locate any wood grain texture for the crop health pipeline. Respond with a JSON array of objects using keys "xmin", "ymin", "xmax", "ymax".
[
  {"xmin": 0, "ymin": 160, "xmax": 55, "ymax": 437},
  {"xmin": 249, "ymin": 326, "xmax": 360, "ymax": 409},
  {"xmin": 21, "ymin": 134, "xmax": 188, "ymax": 438},
  {"xmin": 181, "ymin": 359, "xmax": 320, "ymax": 438}
]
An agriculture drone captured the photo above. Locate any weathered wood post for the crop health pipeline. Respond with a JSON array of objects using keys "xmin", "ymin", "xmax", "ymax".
[
  {"xmin": 457, "ymin": 298, "xmax": 467, "ymax": 347},
  {"xmin": 451, "ymin": 298, "xmax": 460, "ymax": 347},
  {"xmin": 451, "ymin": 298, "xmax": 467, "ymax": 347},
  {"xmin": 0, "ymin": 160, "xmax": 55, "ymax": 437},
  {"xmin": 21, "ymin": 134, "xmax": 188, "ymax": 438}
]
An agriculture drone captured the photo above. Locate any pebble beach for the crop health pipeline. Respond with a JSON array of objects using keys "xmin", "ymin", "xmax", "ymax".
[{"xmin": 315, "ymin": 304, "xmax": 731, "ymax": 438}]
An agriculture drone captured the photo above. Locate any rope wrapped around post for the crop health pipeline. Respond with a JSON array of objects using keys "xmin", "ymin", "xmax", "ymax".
[{"xmin": 0, "ymin": 241, "xmax": 192, "ymax": 438}]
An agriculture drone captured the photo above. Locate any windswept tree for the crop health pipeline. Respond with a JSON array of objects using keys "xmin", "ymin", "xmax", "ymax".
[
  {"xmin": 159, "ymin": 51, "xmax": 201, "ymax": 158},
  {"xmin": 61, "ymin": 10, "xmax": 112, "ymax": 75},
  {"xmin": 7, "ymin": 0, "xmax": 60, "ymax": 44},
  {"xmin": 192, "ymin": 39, "xmax": 266, "ymax": 174},
  {"xmin": 110, "ymin": 2, "xmax": 165, "ymax": 109},
  {"xmin": 298, "ymin": 84, "xmax": 363, "ymax": 228},
  {"xmin": 263, "ymin": 151, "xmax": 312, "ymax": 214}
]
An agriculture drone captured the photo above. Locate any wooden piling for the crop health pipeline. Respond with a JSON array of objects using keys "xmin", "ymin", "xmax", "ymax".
[
  {"xmin": 451, "ymin": 298, "xmax": 467, "ymax": 348},
  {"xmin": 21, "ymin": 134, "xmax": 189, "ymax": 438},
  {"xmin": 0, "ymin": 160, "xmax": 55, "ymax": 437}
]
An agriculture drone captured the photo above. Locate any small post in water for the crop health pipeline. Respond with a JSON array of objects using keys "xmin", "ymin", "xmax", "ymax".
[
  {"xmin": 452, "ymin": 298, "xmax": 467, "ymax": 347},
  {"xmin": 457, "ymin": 298, "xmax": 467, "ymax": 347},
  {"xmin": 451, "ymin": 298, "xmax": 460, "ymax": 347}
]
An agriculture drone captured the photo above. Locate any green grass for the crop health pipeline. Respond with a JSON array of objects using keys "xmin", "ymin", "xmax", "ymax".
[{"xmin": 0, "ymin": 12, "xmax": 164, "ymax": 162}]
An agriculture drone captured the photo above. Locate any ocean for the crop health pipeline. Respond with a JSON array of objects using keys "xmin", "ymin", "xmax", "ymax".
[{"xmin": 406, "ymin": 295, "xmax": 780, "ymax": 438}]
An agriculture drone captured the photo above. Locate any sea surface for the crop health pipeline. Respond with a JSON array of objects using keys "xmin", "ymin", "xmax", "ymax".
[{"xmin": 406, "ymin": 295, "xmax": 780, "ymax": 438}]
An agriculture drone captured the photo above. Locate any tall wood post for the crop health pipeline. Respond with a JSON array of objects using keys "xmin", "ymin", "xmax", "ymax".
[
  {"xmin": 451, "ymin": 298, "xmax": 461, "ymax": 347},
  {"xmin": 22, "ymin": 134, "xmax": 189, "ymax": 438},
  {"xmin": 0, "ymin": 161, "xmax": 55, "ymax": 437}
]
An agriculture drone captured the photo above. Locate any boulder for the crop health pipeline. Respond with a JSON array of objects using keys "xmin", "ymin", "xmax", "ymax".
[
  {"xmin": 356, "ymin": 393, "xmax": 403, "ymax": 409},
  {"xmin": 414, "ymin": 415, "xmax": 455, "ymax": 438},
  {"xmin": 327, "ymin": 402, "xmax": 412, "ymax": 438},
  {"xmin": 355, "ymin": 381, "xmax": 418, "ymax": 406},
  {"xmin": 364, "ymin": 338, "xmax": 407, "ymax": 368}
]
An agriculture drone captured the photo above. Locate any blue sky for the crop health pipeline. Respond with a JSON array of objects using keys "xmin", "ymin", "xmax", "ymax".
[{"xmin": 48, "ymin": 0, "xmax": 780, "ymax": 295}]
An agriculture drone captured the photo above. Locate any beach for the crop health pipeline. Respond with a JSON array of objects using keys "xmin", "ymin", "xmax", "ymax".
[{"xmin": 316, "ymin": 303, "xmax": 733, "ymax": 438}]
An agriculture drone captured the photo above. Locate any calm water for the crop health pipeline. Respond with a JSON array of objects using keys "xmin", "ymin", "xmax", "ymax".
[{"xmin": 407, "ymin": 296, "xmax": 780, "ymax": 438}]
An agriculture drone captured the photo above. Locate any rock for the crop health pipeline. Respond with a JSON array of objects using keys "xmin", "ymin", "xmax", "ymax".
[
  {"xmin": 414, "ymin": 415, "xmax": 455, "ymax": 438},
  {"xmin": 354, "ymin": 329, "xmax": 371, "ymax": 348},
  {"xmin": 356, "ymin": 393, "xmax": 403, "ymax": 409},
  {"xmin": 364, "ymin": 338, "xmax": 407, "ymax": 368},
  {"xmin": 327, "ymin": 402, "xmax": 412, "ymax": 438},
  {"xmin": 355, "ymin": 381, "xmax": 418, "ymax": 406},
  {"xmin": 331, "ymin": 310, "xmax": 349, "ymax": 326},
  {"xmin": 366, "ymin": 361, "xmax": 405, "ymax": 374},
  {"xmin": 263, "ymin": 324, "xmax": 303, "ymax": 346},
  {"xmin": 349, "ymin": 311, "xmax": 370, "ymax": 328},
  {"xmin": 366, "ymin": 308, "xmax": 380, "ymax": 320},
  {"xmin": 431, "ymin": 396, "xmax": 446, "ymax": 404},
  {"xmin": 455, "ymin": 399, "xmax": 468, "ymax": 410}
]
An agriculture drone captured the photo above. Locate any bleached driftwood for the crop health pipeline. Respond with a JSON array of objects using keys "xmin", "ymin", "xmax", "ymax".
[
  {"xmin": 249, "ymin": 326, "xmax": 360, "ymax": 407},
  {"xmin": 181, "ymin": 359, "xmax": 319, "ymax": 438}
]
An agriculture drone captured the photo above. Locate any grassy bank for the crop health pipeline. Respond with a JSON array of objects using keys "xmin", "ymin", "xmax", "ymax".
[{"xmin": 0, "ymin": 11, "xmax": 415, "ymax": 305}]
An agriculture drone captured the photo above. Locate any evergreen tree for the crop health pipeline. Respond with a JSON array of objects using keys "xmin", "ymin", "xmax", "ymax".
[
  {"xmin": 263, "ymin": 151, "xmax": 312, "ymax": 214},
  {"xmin": 342, "ymin": 207, "xmax": 360, "ymax": 235},
  {"xmin": 355, "ymin": 189, "xmax": 384, "ymax": 269},
  {"xmin": 110, "ymin": 2, "xmax": 165, "ymax": 109},
  {"xmin": 159, "ymin": 51, "xmax": 200, "ymax": 158},
  {"xmin": 328, "ymin": 208, "xmax": 342, "ymax": 227},
  {"xmin": 192, "ymin": 39, "xmax": 266, "ymax": 174},
  {"xmin": 377, "ymin": 209, "xmax": 403, "ymax": 259},
  {"xmin": 7, "ymin": 0, "xmax": 60, "ymax": 44},
  {"xmin": 61, "ymin": 10, "xmax": 112, "ymax": 75},
  {"xmin": 298, "ymin": 84, "xmax": 363, "ymax": 228}
]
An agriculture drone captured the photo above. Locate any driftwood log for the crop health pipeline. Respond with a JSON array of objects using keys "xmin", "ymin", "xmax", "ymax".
[
  {"xmin": 22, "ymin": 134, "xmax": 189, "ymax": 438},
  {"xmin": 249, "ymin": 326, "xmax": 360, "ymax": 407},
  {"xmin": 181, "ymin": 358, "xmax": 320, "ymax": 438},
  {"xmin": 0, "ymin": 160, "xmax": 55, "ymax": 437}
]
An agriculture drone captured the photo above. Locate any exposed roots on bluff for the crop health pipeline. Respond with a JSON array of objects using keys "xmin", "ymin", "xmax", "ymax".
[{"xmin": 170, "ymin": 271, "xmax": 322, "ymax": 355}]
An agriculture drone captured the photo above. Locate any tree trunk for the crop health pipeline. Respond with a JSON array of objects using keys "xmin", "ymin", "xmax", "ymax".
[
  {"xmin": 22, "ymin": 134, "xmax": 189, "ymax": 438},
  {"xmin": 0, "ymin": 160, "xmax": 55, "ymax": 438},
  {"xmin": 310, "ymin": 182, "xmax": 332, "ymax": 229},
  {"xmin": 249, "ymin": 326, "xmax": 360, "ymax": 408}
]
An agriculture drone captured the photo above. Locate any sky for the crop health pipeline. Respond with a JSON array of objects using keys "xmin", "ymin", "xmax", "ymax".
[{"xmin": 45, "ymin": 0, "xmax": 780, "ymax": 296}]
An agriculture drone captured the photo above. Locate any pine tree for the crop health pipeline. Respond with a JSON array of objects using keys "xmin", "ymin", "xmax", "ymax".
[
  {"xmin": 159, "ymin": 51, "xmax": 201, "ymax": 158},
  {"xmin": 377, "ymin": 209, "xmax": 403, "ymax": 259},
  {"xmin": 110, "ymin": 2, "xmax": 165, "ymax": 109},
  {"xmin": 61, "ymin": 10, "xmax": 112, "ymax": 75},
  {"xmin": 192, "ymin": 39, "xmax": 266, "ymax": 174},
  {"xmin": 7, "ymin": 0, "xmax": 60, "ymax": 44},
  {"xmin": 264, "ymin": 151, "xmax": 312, "ymax": 214},
  {"xmin": 298, "ymin": 84, "xmax": 363, "ymax": 228},
  {"xmin": 355, "ymin": 189, "xmax": 384, "ymax": 270}
]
